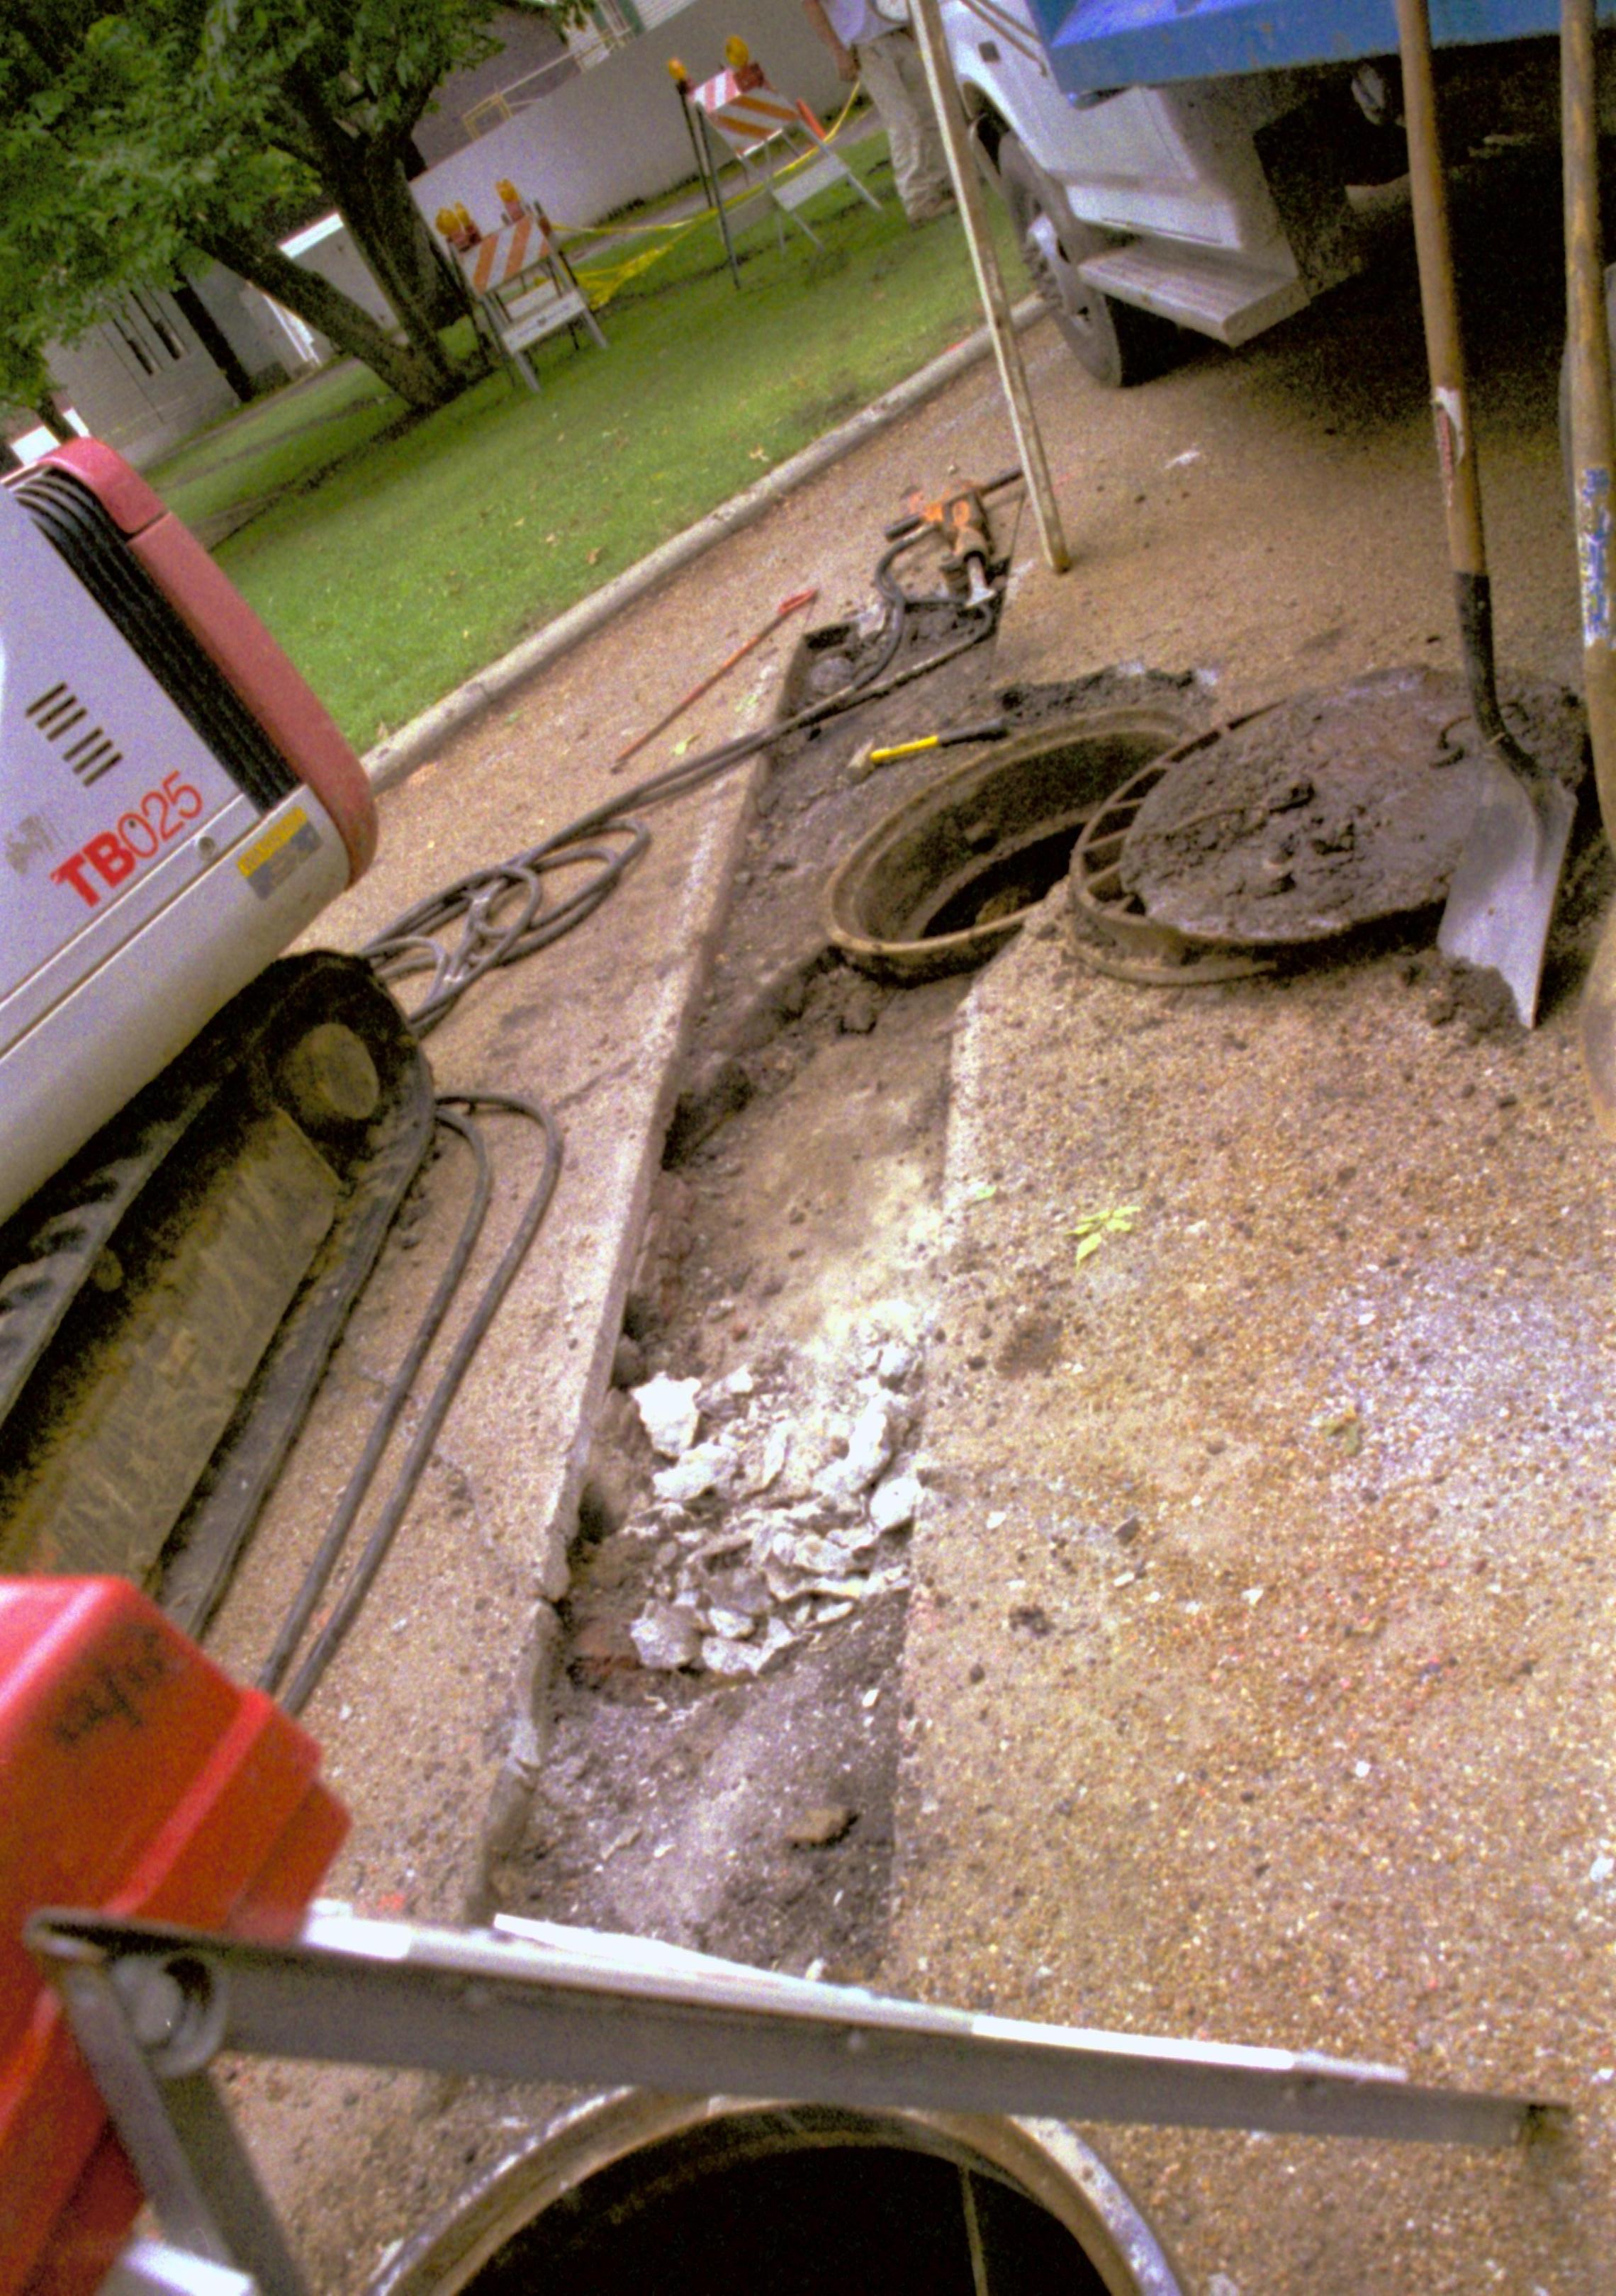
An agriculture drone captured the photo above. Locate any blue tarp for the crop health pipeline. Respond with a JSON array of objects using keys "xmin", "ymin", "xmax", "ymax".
[{"xmin": 1032, "ymin": 0, "xmax": 1616, "ymax": 97}]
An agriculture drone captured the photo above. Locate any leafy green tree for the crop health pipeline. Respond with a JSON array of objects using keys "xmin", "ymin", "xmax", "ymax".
[{"xmin": 0, "ymin": 1, "xmax": 579, "ymax": 412}]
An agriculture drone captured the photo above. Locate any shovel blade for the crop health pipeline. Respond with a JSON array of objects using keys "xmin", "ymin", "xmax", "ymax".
[{"xmin": 1437, "ymin": 758, "xmax": 1576, "ymax": 1026}]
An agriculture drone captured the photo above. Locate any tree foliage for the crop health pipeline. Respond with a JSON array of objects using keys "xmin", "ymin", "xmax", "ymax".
[{"xmin": 0, "ymin": 0, "xmax": 582, "ymax": 415}]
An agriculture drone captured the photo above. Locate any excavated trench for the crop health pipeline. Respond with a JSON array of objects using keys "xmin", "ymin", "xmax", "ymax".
[{"xmin": 498, "ymin": 638, "xmax": 1205, "ymax": 1989}]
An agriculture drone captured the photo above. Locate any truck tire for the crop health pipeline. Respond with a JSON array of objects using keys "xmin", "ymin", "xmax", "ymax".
[{"xmin": 998, "ymin": 136, "xmax": 1177, "ymax": 387}]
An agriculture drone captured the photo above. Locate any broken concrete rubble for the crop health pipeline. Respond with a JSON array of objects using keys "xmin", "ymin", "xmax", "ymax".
[
  {"xmin": 629, "ymin": 1603, "xmax": 704, "ymax": 1671},
  {"xmin": 622, "ymin": 1339, "xmax": 923, "ymax": 1675},
  {"xmin": 651, "ymin": 1438, "xmax": 739, "ymax": 1505},
  {"xmin": 632, "ymin": 1372, "xmax": 702, "ymax": 1457},
  {"xmin": 870, "ymin": 1472, "xmax": 922, "ymax": 1532},
  {"xmin": 814, "ymin": 1395, "xmax": 898, "ymax": 1501}
]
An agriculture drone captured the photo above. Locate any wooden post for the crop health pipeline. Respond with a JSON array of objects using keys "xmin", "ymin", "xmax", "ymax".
[{"xmin": 908, "ymin": 0, "xmax": 1070, "ymax": 573}]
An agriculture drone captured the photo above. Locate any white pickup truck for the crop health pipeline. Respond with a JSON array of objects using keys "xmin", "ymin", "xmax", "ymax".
[{"xmin": 941, "ymin": 0, "xmax": 1571, "ymax": 383}]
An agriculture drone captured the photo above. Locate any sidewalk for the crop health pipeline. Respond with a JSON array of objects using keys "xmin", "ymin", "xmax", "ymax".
[{"xmin": 890, "ymin": 226, "xmax": 1615, "ymax": 2290}]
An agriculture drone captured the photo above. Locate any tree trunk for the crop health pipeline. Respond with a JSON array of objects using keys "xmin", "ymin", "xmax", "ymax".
[
  {"xmin": 189, "ymin": 219, "xmax": 464, "ymax": 412},
  {"xmin": 364, "ymin": 161, "xmax": 470, "ymax": 332},
  {"xmin": 326, "ymin": 159, "xmax": 478, "ymax": 390},
  {"xmin": 270, "ymin": 64, "xmax": 486, "ymax": 390}
]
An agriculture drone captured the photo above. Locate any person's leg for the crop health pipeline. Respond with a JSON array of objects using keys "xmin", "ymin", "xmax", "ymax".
[
  {"xmin": 886, "ymin": 30, "xmax": 952, "ymax": 215},
  {"xmin": 858, "ymin": 31, "xmax": 952, "ymax": 220}
]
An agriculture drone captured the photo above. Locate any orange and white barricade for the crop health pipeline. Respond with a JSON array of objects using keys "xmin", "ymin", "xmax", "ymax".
[
  {"xmin": 688, "ymin": 46, "xmax": 880, "ymax": 251},
  {"xmin": 449, "ymin": 197, "xmax": 607, "ymax": 390}
]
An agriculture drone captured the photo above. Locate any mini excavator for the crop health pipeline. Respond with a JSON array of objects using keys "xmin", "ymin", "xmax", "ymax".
[{"xmin": 0, "ymin": 443, "xmax": 432, "ymax": 1626}]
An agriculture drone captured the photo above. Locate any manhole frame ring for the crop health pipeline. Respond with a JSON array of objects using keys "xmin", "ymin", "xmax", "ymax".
[
  {"xmin": 1067, "ymin": 732, "xmax": 1279, "ymax": 986},
  {"xmin": 826, "ymin": 706, "xmax": 1198, "ymax": 984},
  {"xmin": 366, "ymin": 2088, "xmax": 1186, "ymax": 2296}
]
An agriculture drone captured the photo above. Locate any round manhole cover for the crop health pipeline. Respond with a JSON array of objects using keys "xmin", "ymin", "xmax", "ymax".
[{"xmin": 1116, "ymin": 668, "xmax": 1586, "ymax": 945}]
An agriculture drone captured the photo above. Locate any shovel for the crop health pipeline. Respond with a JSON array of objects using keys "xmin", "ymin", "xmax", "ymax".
[
  {"xmin": 1563, "ymin": 0, "xmax": 1616, "ymax": 1127},
  {"xmin": 1396, "ymin": 0, "xmax": 1576, "ymax": 1025}
]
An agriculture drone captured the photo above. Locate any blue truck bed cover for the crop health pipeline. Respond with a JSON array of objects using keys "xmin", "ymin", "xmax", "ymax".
[{"xmin": 1031, "ymin": 0, "xmax": 1616, "ymax": 99}]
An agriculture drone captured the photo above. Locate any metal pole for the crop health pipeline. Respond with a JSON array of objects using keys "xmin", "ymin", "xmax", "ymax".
[
  {"xmin": 33, "ymin": 1908, "xmax": 1562, "ymax": 2152},
  {"xmin": 674, "ymin": 74, "xmax": 714, "ymax": 205},
  {"xmin": 1393, "ymin": 0, "xmax": 1508, "ymax": 743},
  {"xmin": 691, "ymin": 96, "xmax": 744, "ymax": 291},
  {"xmin": 907, "ymin": 0, "xmax": 1070, "ymax": 573},
  {"xmin": 1394, "ymin": 0, "xmax": 1573, "ymax": 1024}
]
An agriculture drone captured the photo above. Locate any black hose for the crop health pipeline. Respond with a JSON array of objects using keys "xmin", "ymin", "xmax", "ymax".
[
  {"xmin": 276, "ymin": 1093, "xmax": 563, "ymax": 1717},
  {"xmin": 359, "ymin": 514, "xmax": 1011, "ymax": 1036},
  {"xmin": 256, "ymin": 1107, "xmax": 495, "ymax": 1699}
]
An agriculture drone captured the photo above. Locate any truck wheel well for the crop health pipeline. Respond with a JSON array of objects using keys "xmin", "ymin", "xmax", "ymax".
[{"xmin": 963, "ymin": 91, "xmax": 1008, "ymax": 174}]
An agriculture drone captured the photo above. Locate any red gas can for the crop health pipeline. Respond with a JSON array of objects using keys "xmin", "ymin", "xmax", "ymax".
[{"xmin": 0, "ymin": 1578, "xmax": 347, "ymax": 2296}]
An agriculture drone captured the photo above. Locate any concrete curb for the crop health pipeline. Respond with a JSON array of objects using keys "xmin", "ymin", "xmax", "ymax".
[{"xmin": 364, "ymin": 296, "xmax": 1044, "ymax": 794}]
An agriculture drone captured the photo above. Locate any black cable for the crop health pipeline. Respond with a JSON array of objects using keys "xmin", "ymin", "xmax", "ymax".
[
  {"xmin": 277, "ymin": 1093, "xmax": 563, "ymax": 1716},
  {"xmin": 359, "ymin": 493, "xmax": 1023, "ymax": 1037},
  {"xmin": 257, "ymin": 1106, "xmax": 495, "ymax": 1699},
  {"xmin": 367, "ymin": 826, "xmax": 648, "ymax": 1039}
]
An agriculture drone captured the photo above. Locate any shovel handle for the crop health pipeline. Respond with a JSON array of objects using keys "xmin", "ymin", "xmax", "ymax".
[
  {"xmin": 1562, "ymin": 0, "xmax": 1616, "ymax": 1123},
  {"xmin": 1564, "ymin": 0, "xmax": 1616, "ymax": 832},
  {"xmin": 1394, "ymin": 0, "xmax": 1522, "ymax": 762}
]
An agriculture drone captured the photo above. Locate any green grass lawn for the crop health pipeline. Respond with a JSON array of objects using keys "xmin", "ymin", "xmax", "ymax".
[
  {"xmin": 149, "ymin": 361, "xmax": 400, "ymax": 536},
  {"xmin": 150, "ymin": 157, "xmax": 1024, "ymax": 748}
]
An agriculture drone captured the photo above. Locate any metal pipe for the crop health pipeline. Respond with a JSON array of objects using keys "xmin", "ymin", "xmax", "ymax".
[
  {"xmin": 692, "ymin": 98, "xmax": 744, "ymax": 290},
  {"xmin": 907, "ymin": 0, "xmax": 1070, "ymax": 574}
]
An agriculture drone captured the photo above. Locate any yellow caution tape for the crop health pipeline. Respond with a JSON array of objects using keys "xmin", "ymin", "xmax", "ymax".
[{"xmin": 573, "ymin": 240, "xmax": 685, "ymax": 304}]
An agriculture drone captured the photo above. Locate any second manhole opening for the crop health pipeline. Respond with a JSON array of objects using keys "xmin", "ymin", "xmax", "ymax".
[
  {"xmin": 377, "ymin": 2098, "xmax": 1182, "ymax": 2296},
  {"xmin": 826, "ymin": 709, "xmax": 1191, "ymax": 981}
]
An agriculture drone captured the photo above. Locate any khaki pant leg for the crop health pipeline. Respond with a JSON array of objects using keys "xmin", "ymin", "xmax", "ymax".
[{"xmin": 857, "ymin": 30, "xmax": 952, "ymax": 218}]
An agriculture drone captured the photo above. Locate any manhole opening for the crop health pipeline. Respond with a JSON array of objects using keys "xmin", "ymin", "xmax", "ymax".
[
  {"xmin": 826, "ymin": 711, "xmax": 1193, "ymax": 982},
  {"xmin": 921, "ymin": 820, "xmax": 1083, "ymax": 940},
  {"xmin": 465, "ymin": 2136, "xmax": 1113, "ymax": 2295}
]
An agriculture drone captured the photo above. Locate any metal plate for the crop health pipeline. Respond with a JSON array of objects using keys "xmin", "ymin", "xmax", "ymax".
[{"xmin": 1116, "ymin": 669, "xmax": 1586, "ymax": 947}]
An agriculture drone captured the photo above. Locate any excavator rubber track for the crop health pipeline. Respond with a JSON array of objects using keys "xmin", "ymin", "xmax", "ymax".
[{"xmin": 0, "ymin": 951, "xmax": 433, "ymax": 1628}]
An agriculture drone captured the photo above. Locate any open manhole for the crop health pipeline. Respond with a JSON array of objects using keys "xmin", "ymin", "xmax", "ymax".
[
  {"xmin": 373, "ymin": 2096, "xmax": 1182, "ymax": 2296},
  {"xmin": 826, "ymin": 710, "xmax": 1192, "ymax": 981}
]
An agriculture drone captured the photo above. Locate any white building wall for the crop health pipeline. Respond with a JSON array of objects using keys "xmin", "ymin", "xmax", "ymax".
[
  {"xmin": 47, "ymin": 291, "xmax": 240, "ymax": 471},
  {"xmin": 412, "ymin": 0, "xmax": 846, "ymax": 237},
  {"xmin": 279, "ymin": 215, "xmax": 399, "ymax": 329},
  {"xmin": 188, "ymin": 264, "xmax": 305, "ymax": 388}
]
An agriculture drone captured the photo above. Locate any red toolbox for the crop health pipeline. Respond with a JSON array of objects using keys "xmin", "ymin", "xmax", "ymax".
[{"xmin": 0, "ymin": 1578, "xmax": 347, "ymax": 2296}]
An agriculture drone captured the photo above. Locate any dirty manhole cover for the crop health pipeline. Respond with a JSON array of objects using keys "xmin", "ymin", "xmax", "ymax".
[{"xmin": 1116, "ymin": 668, "xmax": 1586, "ymax": 945}]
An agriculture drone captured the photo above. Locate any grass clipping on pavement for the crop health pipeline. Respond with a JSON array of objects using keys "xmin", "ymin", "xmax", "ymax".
[{"xmin": 151, "ymin": 169, "xmax": 1023, "ymax": 749}]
